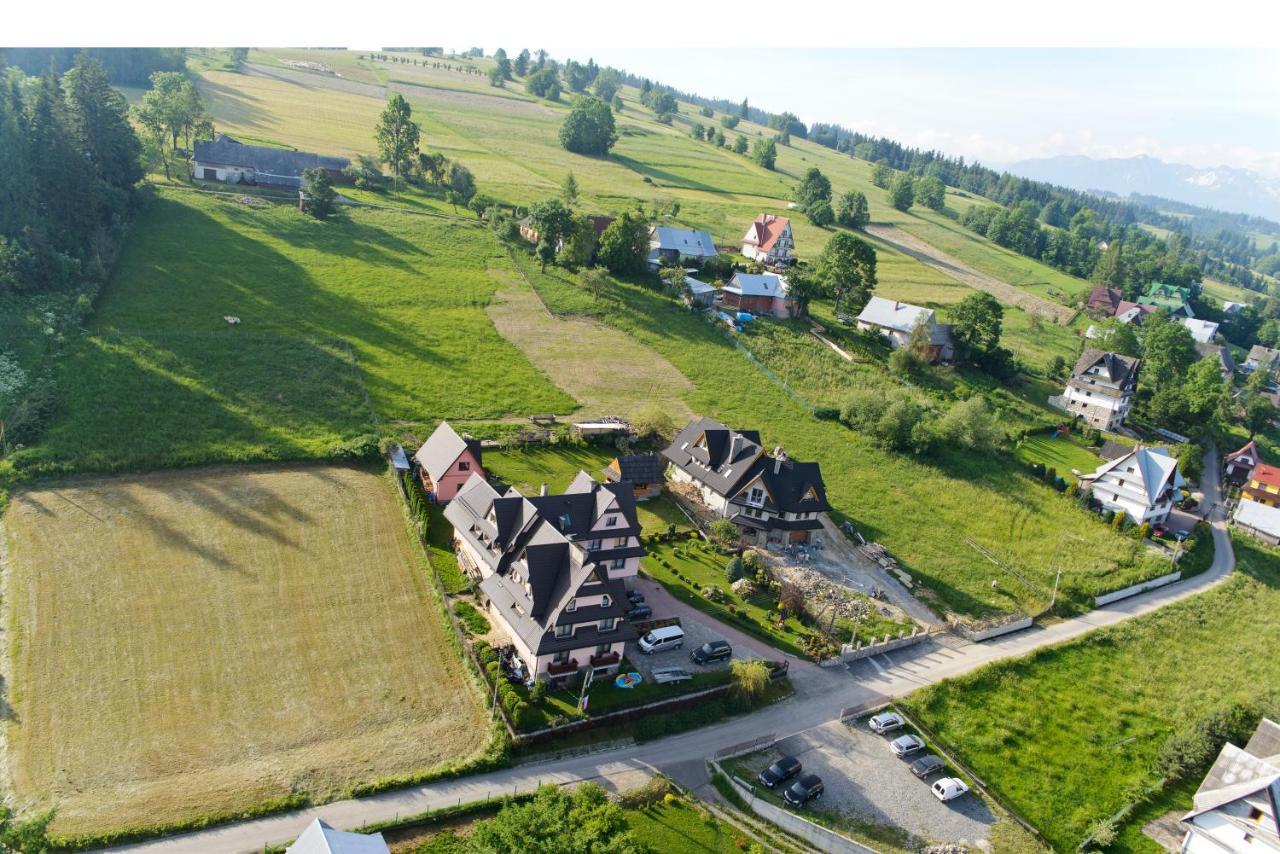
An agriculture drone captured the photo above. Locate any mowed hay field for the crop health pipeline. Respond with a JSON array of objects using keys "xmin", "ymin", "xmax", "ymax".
[{"xmin": 1, "ymin": 465, "xmax": 487, "ymax": 838}]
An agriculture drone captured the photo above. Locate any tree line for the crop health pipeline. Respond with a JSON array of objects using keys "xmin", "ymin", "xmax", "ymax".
[{"xmin": 0, "ymin": 47, "xmax": 186, "ymax": 87}]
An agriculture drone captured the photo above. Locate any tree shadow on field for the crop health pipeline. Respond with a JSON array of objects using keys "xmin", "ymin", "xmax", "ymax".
[
  {"xmin": 610, "ymin": 154, "xmax": 730, "ymax": 195},
  {"xmin": 197, "ymin": 76, "xmax": 272, "ymax": 133},
  {"xmin": 107, "ymin": 486, "xmax": 244, "ymax": 574}
]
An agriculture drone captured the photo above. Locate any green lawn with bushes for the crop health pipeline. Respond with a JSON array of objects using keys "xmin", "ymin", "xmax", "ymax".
[
  {"xmin": 1014, "ymin": 430, "xmax": 1106, "ymax": 484},
  {"xmin": 901, "ymin": 534, "xmax": 1280, "ymax": 850}
]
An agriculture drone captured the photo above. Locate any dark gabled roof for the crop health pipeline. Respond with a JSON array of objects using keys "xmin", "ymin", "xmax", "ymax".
[
  {"xmin": 192, "ymin": 134, "xmax": 349, "ymax": 180},
  {"xmin": 525, "ymin": 471, "xmax": 641, "ymax": 541},
  {"xmin": 1072, "ymin": 349, "xmax": 1140, "ymax": 386},
  {"xmin": 728, "ymin": 456, "xmax": 831, "ymax": 515},
  {"xmin": 1087, "ymin": 286, "xmax": 1122, "ymax": 311},
  {"xmin": 606, "ymin": 454, "xmax": 663, "ymax": 485},
  {"xmin": 663, "ymin": 417, "xmax": 764, "ymax": 498}
]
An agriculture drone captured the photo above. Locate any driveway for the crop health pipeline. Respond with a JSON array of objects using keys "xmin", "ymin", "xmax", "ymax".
[{"xmin": 732, "ymin": 719, "xmax": 996, "ymax": 847}]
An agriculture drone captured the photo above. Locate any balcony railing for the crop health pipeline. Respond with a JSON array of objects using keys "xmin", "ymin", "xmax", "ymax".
[
  {"xmin": 589, "ymin": 651, "xmax": 620, "ymax": 668},
  {"xmin": 546, "ymin": 658, "xmax": 579, "ymax": 676}
]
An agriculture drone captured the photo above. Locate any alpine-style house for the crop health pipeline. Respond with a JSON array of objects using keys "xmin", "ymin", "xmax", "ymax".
[
  {"xmin": 444, "ymin": 471, "xmax": 645, "ymax": 683},
  {"xmin": 662, "ymin": 417, "xmax": 831, "ymax": 546},
  {"xmin": 1054, "ymin": 349, "xmax": 1140, "ymax": 431},
  {"xmin": 1081, "ymin": 446, "xmax": 1185, "ymax": 525}
]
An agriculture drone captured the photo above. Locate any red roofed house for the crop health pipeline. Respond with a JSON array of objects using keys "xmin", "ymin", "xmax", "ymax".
[
  {"xmin": 1243, "ymin": 462, "xmax": 1280, "ymax": 508},
  {"xmin": 741, "ymin": 214, "xmax": 794, "ymax": 266},
  {"xmin": 1225, "ymin": 440, "xmax": 1261, "ymax": 486},
  {"xmin": 1087, "ymin": 286, "xmax": 1123, "ymax": 315},
  {"xmin": 413, "ymin": 421, "xmax": 485, "ymax": 502}
]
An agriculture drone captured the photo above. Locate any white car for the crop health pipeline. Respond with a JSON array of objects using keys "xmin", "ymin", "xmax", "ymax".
[
  {"xmin": 932, "ymin": 777, "xmax": 970, "ymax": 802},
  {"xmin": 868, "ymin": 712, "xmax": 904, "ymax": 734},
  {"xmin": 890, "ymin": 734, "xmax": 926, "ymax": 757}
]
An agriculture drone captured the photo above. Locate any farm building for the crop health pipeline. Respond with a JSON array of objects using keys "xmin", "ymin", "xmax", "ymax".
[
  {"xmin": 413, "ymin": 421, "xmax": 484, "ymax": 502},
  {"xmin": 603, "ymin": 453, "xmax": 664, "ymax": 500},
  {"xmin": 1233, "ymin": 499, "xmax": 1280, "ymax": 546},
  {"xmin": 1224, "ymin": 440, "xmax": 1262, "ymax": 485},
  {"xmin": 1180, "ymin": 718, "xmax": 1280, "ymax": 853},
  {"xmin": 662, "ymin": 416, "xmax": 830, "ymax": 546},
  {"xmin": 647, "ymin": 226, "xmax": 717, "ymax": 270},
  {"xmin": 1243, "ymin": 463, "xmax": 1280, "ymax": 508},
  {"xmin": 740, "ymin": 214, "xmax": 794, "ymax": 265},
  {"xmin": 720, "ymin": 272, "xmax": 798, "ymax": 318},
  {"xmin": 855, "ymin": 296, "xmax": 954, "ymax": 363},
  {"xmin": 191, "ymin": 134, "xmax": 349, "ymax": 190},
  {"xmin": 286, "ymin": 818, "xmax": 389, "ymax": 854},
  {"xmin": 1080, "ymin": 446, "xmax": 1184, "ymax": 526},
  {"xmin": 444, "ymin": 472, "xmax": 644, "ymax": 683},
  {"xmin": 1052, "ymin": 349, "xmax": 1140, "ymax": 431}
]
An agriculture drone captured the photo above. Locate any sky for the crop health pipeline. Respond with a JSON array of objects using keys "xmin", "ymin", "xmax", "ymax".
[{"xmin": 559, "ymin": 49, "xmax": 1280, "ymax": 177}]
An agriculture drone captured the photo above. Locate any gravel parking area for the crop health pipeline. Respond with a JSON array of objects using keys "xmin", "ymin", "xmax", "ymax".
[
  {"xmin": 625, "ymin": 608, "xmax": 762, "ymax": 682},
  {"xmin": 730, "ymin": 719, "xmax": 995, "ymax": 848}
]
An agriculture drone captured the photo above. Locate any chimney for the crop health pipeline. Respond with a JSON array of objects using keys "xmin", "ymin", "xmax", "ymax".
[
  {"xmin": 895, "ymin": 300, "xmax": 901, "ymax": 311},
  {"xmin": 773, "ymin": 447, "xmax": 787, "ymax": 473},
  {"xmin": 540, "ymin": 483, "xmax": 548, "ymax": 496}
]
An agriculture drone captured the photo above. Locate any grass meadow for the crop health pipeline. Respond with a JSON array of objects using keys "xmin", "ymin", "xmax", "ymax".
[
  {"xmin": 10, "ymin": 188, "xmax": 575, "ymax": 476},
  {"xmin": 1, "ymin": 464, "xmax": 488, "ymax": 839},
  {"xmin": 901, "ymin": 534, "xmax": 1280, "ymax": 850}
]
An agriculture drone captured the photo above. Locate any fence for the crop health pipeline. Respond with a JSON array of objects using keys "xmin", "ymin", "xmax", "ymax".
[{"xmin": 839, "ymin": 626, "xmax": 939, "ymax": 662}]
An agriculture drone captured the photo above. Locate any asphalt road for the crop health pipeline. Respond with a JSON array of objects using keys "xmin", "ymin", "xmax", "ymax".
[{"xmin": 108, "ymin": 449, "xmax": 1234, "ymax": 853}]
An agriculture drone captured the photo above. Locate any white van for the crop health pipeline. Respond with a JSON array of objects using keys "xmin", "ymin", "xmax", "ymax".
[{"xmin": 638, "ymin": 625, "xmax": 685, "ymax": 654}]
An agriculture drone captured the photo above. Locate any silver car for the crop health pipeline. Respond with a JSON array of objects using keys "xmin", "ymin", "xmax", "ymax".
[
  {"xmin": 869, "ymin": 712, "xmax": 905, "ymax": 734},
  {"xmin": 891, "ymin": 734, "xmax": 926, "ymax": 757}
]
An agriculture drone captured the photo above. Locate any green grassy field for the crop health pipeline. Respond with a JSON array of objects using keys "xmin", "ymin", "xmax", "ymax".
[
  {"xmin": 901, "ymin": 534, "xmax": 1280, "ymax": 850},
  {"xmin": 2, "ymin": 465, "xmax": 488, "ymax": 839},
  {"xmin": 9, "ymin": 189, "xmax": 575, "ymax": 476},
  {"xmin": 1014, "ymin": 431, "xmax": 1105, "ymax": 483}
]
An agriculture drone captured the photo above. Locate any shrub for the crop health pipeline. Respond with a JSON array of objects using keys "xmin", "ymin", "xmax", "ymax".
[
  {"xmin": 453, "ymin": 601, "xmax": 491, "ymax": 635},
  {"xmin": 724, "ymin": 556, "xmax": 744, "ymax": 583},
  {"xmin": 618, "ymin": 775, "xmax": 672, "ymax": 809},
  {"xmin": 708, "ymin": 518, "xmax": 739, "ymax": 550},
  {"xmin": 529, "ymin": 678, "xmax": 548, "ymax": 704},
  {"xmin": 741, "ymin": 549, "xmax": 763, "ymax": 574},
  {"xmin": 702, "ymin": 585, "xmax": 726, "ymax": 603},
  {"xmin": 1136, "ymin": 523, "xmax": 1151, "ymax": 541}
]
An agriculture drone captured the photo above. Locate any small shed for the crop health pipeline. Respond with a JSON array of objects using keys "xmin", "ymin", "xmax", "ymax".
[
  {"xmin": 572, "ymin": 418, "xmax": 630, "ymax": 438},
  {"xmin": 604, "ymin": 453, "xmax": 664, "ymax": 500},
  {"xmin": 685, "ymin": 275, "xmax": 716, "ymax": 308}
]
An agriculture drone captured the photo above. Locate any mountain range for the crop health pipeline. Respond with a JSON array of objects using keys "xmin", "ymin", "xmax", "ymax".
[{"xmin": 1007, "ymin": 154, "xmax": 1280, "ymax": 223}]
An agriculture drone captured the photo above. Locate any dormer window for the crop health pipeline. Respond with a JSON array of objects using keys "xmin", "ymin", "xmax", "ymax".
[
  {"xmin": 601, "ymin": 594, "xmax": 611, "ymax": 607},
  {"xmin": 555, "ymin": 624, "xmax": 573, "ymax": 638},
  {"xmin": 605, "ymin": 515, "xmax": 618, "ymax": 527},
  {"xmin": 458, "ymin": 460, "xmax": 470, "ymax": 471},
  {"xmin": 565, "ymin": 598, "xmax": 577, "ymax": 612},
  {"xmin": 749, "ymin": 486, "xmax": 764, "ymax": 504}
]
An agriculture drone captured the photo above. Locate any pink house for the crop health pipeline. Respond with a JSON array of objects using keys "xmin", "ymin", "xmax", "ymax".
[{"xmin": 413, "ymin": 421, "xmax": 484, "ymax": 502}]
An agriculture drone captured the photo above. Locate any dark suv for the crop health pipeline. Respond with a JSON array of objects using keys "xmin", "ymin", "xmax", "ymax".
[
  {"xmin": 690, "ymin": 640, "xmax": 732, "ymax": 664},
  {"xmin": 783, "ymin": 774, "xmax": 824, "ymax": 807},
  {"xmin": 757, "ymin": 756, "xmax": 802, "ymax": 788},
  {"xmin": 624, "ymin": 603, "xmax": 653, "ymax": 621}
]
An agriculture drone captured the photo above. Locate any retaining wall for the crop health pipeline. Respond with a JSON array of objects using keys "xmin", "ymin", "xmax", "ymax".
[
  {"xmin": 1094, "ymin": 570, "xmax": 1181, "ymax": 606},
  {"xmin": 954, "ymin": 616, "xmax": 1035, "ymax": 642},
  {"xmin": 840, "ymin": 627, "xmax": 935, "ymax": 662}
]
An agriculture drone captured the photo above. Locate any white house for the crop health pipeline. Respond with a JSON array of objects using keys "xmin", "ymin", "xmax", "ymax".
[
  {"xmin": 741, "ymin": 214, "xmax": 794, "ymax": 265},
  {"xmin": 1181, "ymin": 718, "xmax": 1280, "ymax": 854},
  {"xmin": 1180, "ymin": 317, "xmax": 1220, "ymax": 344},
  {"xmin": 1081, "ymin": 446, "xmax": 1185, "ymax": 525},
  {"xmin": 444, "ymin": 471, "xmax": 644, "ymax": 683},
  {"xmin": 1053, "ymin": 349, "xmax": 1140, "ymax": 431},
  {"xmin": 192, "ymin": 134, "xmax": 349, "ymax": 190},
  {"xmin": 1234, "ymin": 499, "xmax": 1280, "ymax": 546},
  {"xmin": 855, "ymin": 296, "xmax": 954, "ymax": 363},
  {"xmin": 286, "ymin": 819, "xmax": 389, "ymax": 854}
]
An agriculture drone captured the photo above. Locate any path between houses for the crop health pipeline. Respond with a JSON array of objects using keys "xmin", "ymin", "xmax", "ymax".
[
  {"xmin": 107, "ymin": 449, "xmax": 1233, "ymax": 853},
  {"xmin": 863, "ymin": 224, "xmax": 1077, "ymax": 325}
]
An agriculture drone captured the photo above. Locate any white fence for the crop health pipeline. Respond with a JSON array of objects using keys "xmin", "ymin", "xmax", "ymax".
[
  {"xmin": 840, "ymin": 627, "xmax": 937, "ymax": 662},
  {"xmin": 1094, "ymin": 570, "xmax": 1182, "ymax": 606}
]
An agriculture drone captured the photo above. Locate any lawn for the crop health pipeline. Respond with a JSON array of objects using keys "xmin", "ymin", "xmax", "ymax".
[
  {"xmin": 901, "ymin": 534, "xmax": 1280, "ymax": 850},
  {"xmin": 9, "ymin": 188, "xmax": 575, "ymax": 477},
  {"xmin": 625, "ymin": 793, "xmax": 767, "ymax": 853},
  {"xmin": 1013, "ymin": 430, "xmax": 1105, "ymax": 483},
  {"xmin": 483, "ymin": 446, "xmax": 695, "ymax": 535},
  {"xmin": 1, "ymin": 464, "xmax": 489, "ymax": 840}
]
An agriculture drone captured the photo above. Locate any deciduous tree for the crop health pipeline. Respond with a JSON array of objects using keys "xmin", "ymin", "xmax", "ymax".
[
  {"xmin": 300, "ymin": 168, "xmax": 336, "ymax": 220},
  {"xmin": 889, "ymin": 173, "xmax": 915, "ymax": 212},
  {"xmin": 558, "ymin": 96, "xmax": 617, "ymax": 156},
  {"xmin": 836, "ymin": 190, "xmax": 870, "ymax": 229},
  {"xmin": 815, "ymin": 231, "xmax": 878, "ymax": 314},
  {"xmin": 374, "ymin": 93, "xmax": 420, "ymax": 192},
  {"xmin": 596, "ymin": 210, "xmax": 649, "ymax": 276},
  {"xmin": 950, "ymin": 292, "xmax": 1004, "ymax": 363}
]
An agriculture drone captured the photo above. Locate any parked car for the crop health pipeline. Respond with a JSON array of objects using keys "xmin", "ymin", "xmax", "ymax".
[
  {"xmin": 910, "ymin": 755, "xmax": 946, "ymax": 778},
  {"xmin": 638, "ymin": 625, "xmax": 684, "ymax": 654},
  {"xmin": 626, "ymin": 590, "xmax": 645, "ymax": 604},
  {"xmin": 757, "ymin": 756, "xmax": 802, "ymax": 788},
  {"xmin": 650, "ymin": 667, "xmax": 692, "ymax": 684},
  {"xmin": 868, "ymin": 712, "xmax": 904, "ymax": 734},
  {"xmin": 624, "ymin": 603, "xmax": 653, "ymax": 621},
  {"xmin": 691, "ymin": 640, "xmax": 732, "ymax": 664},
  {"xmin": 891, "ymin": 734, "xmax": 926, "ymax": 757},
  {"xmin": 932, "ymin": 777, "xmax": 970, "ymax": 802},
  {"xmin": 1152, "ymin": 524, "xmax": 1168, "ymax": 538},
  {"xmin": 783, "ymin": 774, "xmax": 825, "ymax": 807}
]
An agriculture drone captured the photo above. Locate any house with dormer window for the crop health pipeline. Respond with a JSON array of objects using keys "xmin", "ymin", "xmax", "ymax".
[
  {"xmin": 443, "ymin": 471, "xmax": 645, "ymax": 682},
  {"xmin": 413, "ymin": 421, "xmax": 485, "ymax": 502},
  {"xmin": 662, "ymin": 416, "xmax": 831, "ymax": 546},
  {"xmin": 1080, "ymin": 446, "xmax": 1185, "ymax": 525},
  {"xmin": 1053, "ymin": 349, "xmax": 1140, "ymax": 431}
]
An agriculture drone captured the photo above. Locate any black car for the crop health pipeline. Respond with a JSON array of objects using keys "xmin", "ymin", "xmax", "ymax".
[
  {"xmin": 691, "ymin": 640, "xmax": 732, "ymax": 664},
  {"xmin": 624, "ymin": 603, "xmax": 652, "ymax": 621},
  {"xmin": 910, "ymin": 755, "xmax": 945, "ymax": 778},
  {"xmin": 757, "ymin": 756, "xmax": 802, "ymax": 788},
  {"xmin": 783, "ymin": 774, "xmax": 824, "ymax": 807},
  {"xmin": 626, "ymin": 590, "xmax": 646, "ymax": 604}
]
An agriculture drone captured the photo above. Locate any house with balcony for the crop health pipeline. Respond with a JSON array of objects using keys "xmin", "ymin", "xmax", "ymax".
[
  {"xmin": 1080, "ymin": 446, "xmax": 1185, "ymax": 525},
  {"xmin": 1225, "ymin": 440, "xmax": 1262, "ymax": 486},
  {"xmin": 1052, "ymin": 349, "xmax": 1140, "ymax": 431},
  {"xmin": 662, "ymin": 416, "xmax": 830, "ymax": 546},
  {"xmin": 1243, "ymin": 463, "xmax": 1280, "ymax": 508},
  {"xmin": 443, "ymin": 471, "xmax": 644, "ymax": 683},
  {"xmin": 741, "ymin": 214, "xmax": 794, "ymax": 266},
  {"xmin": 413, "ymin": 421, "xmax": 484, "ymax": 502},
  {"xmin": 1180, "ymin": 718, "xmax": 1280, "ymax": 854}
]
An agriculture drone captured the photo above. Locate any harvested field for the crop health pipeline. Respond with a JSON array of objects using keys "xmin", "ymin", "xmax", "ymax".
[
  {"xmin": 485, "ymin": 262, "xmax": 694, "ymax": 422},
  {"xmin": 865, "ymin": 224, "xmax": 1078, "ymax": 325},
  {"xmin": 1, "ymin": 465, "xmax": 487, "ymax": 839}
]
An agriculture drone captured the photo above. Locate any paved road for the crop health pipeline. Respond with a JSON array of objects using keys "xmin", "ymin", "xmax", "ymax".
[{"xmin": 109, "ymin": 450, "xmax": 1232, "ymax": 853}]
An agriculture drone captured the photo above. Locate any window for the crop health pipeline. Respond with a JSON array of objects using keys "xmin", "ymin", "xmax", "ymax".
[
  {"xmin": 614, "ymin": 537, "xmax": 628, "ymax": 548},
  {"xmin": 458, "ymin": 460, "xmax": 470, "ymax": 472},
  {"xmin": 565, "ymin": 598, "xmax": 577, "ymax": 612},
  {"xmin": 605, "ymin": 515, "xmax": 618, "ymax": 527},
  {"xmin": 587, "ymin": 539, "xmax": 602, "ymax": 550},
  {"xmin": 555, "ymin": 624, "xmax": 573, "ymax": 638},
  {"xmin": 610, "ymin": 558, "xmax": 625, "ymax": 569},
  {"xmin": 552, "ymin": 650, "xmax": 570, "ymax": 663},
  {"xmin": 749, "ymin": 486, "xmax": 764, "ymax": 504},
  {"xmin": 599, "ymin": 617, "xmax": 616, "ymax": 632},
  {"xmin": 595, "ymin": 643, "xmax": 610, "ymax": 655},
  {"xmin": 601, "ymin": 594, "xmax": 611, "ymax": 607}
]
